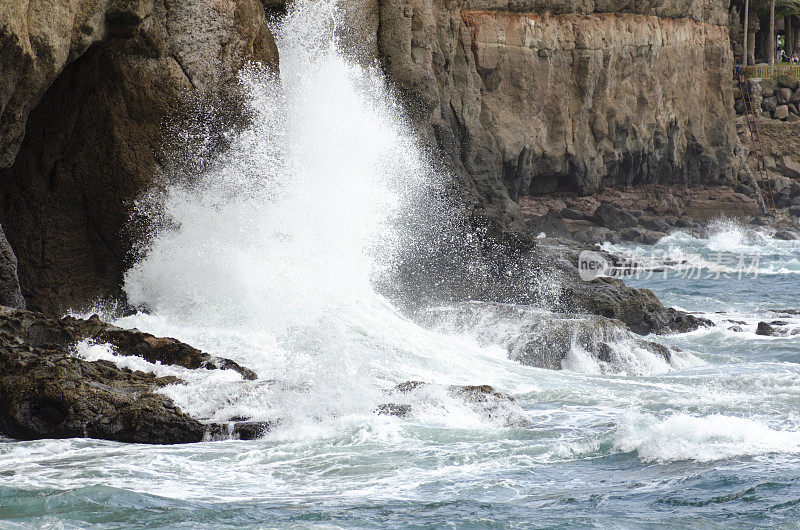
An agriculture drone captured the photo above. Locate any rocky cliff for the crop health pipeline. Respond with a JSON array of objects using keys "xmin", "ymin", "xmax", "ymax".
[
  {"xmin": 378, "ymin": 0, "xmax": 739, "ymax": 225},
  {"xmin": 0, "ymin": 0, "xmax": 278, "ymax": 313},
  {"xmin": 0, "ymin": 0, "xmax": 741, "ymax": 312}
]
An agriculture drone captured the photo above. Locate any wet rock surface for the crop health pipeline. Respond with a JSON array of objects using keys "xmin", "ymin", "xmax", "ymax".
[
  {"xmin": 755, "ymin": 320, "xmax": 800, "ymax": 337},
  {"xmin": 531, "ymin": 239, "xmax": 712, "ymax": 335},
  {"xmin": 418, "ymin": 302, "xmax": 676, "ymax": 372},
  {"xmin": 0, "ymin": 307, "xmax": 259, "ymax": 444},
  {"xmin": 0, "ymin": 307, "xmax": 256, "ymax": 380},
  {"xmin": 377, "ymin": 382, "xmax": 530, "ymax": 427}
]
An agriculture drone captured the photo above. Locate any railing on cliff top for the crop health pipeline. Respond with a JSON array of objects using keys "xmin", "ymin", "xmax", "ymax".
[{"xmin": 738, "ymin": 65, "xmax": 800, "ymax": 80}]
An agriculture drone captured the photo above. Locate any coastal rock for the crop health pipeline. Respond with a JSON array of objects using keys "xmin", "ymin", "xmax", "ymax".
[
  {"xmin": 0, "ymin": 226, "xmax": 24, "ymax": 309},
  {"xmin": 504, "ymin": 314, "xmax": 672, "ymax": 370},
  {"xmin": 638, "ymin": 216, "xmax": 671, "ymax": 232},
  {"xmin": 565, "ymin": 276, "xmax": 710, "ymax": 335},
  {"xmin": 0, "ymin": 0, "xmax": 148, "ymax": 167},
  {"xmin": 756, "ymin": 321, "xmax": 776, "ymax": 336},
  {"xmin": 560, "ymin": 208, "xmax": 590, "ymax": 221},
  {"xmin": 378, "ymin": 0, "xmax": 738, "ymax": 223},
  {"xmin": 0, "ymin": 307, "xmax": 257, "ymax": 380},
  {"xmin": 0, "ymin": 307, "xmax": 262, "ymax": 444},
  {"xmin": 775, "ymin": 105, "xmax": 790, "ymax": 121},
  {"xmin": 763, "ymin": 96, "xmax": 778, "ymax": 114},
  {"xmin": 774, "ymin": 230, "xmax": 799, "ymax": 240},
  {"xmin": 525, "ymin": 210, "xmax": 572, "ymax": 239},
  {"xmin": 591, "ymin": 203, "xmax": 639, "ymax": 230},
  {"xmin": 778, "ymin": 156, "xmax": 800, "ymax": 180},
  {"xmin": 377, "ymin": 381, "xmax": 529, "ymax": 427},
  {"xmin": 0, "ymin": 0, "xmax": 279, "ymax": 314},
  {"xmin": 0, "ymin": 343, "xmax": 206, "ymax": 444},
  {"xmin": 205, "ymin": 420, "xmax": 279, "ymax": 441},
  {"xmin": 531, "ymin": 239, "xmax": 712, "ymax": 335},
  {"xmin": 620, "ymin": 227, "xmax": 647, "ymax": 242}
]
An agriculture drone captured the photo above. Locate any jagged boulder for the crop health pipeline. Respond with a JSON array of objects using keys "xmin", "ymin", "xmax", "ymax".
[
  {"xmin": 756, "ymin": 321, "xmax": 776, "ymax": 336},
  {"xmin": 0, "ymin": 307, "xmax": 261, "ymax": 444},
  {"xmin": 591, "ymin": 203, "xmax": 639, "ymax": 230}
]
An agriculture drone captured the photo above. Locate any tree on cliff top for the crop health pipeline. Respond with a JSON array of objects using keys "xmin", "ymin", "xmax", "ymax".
[{"xmin": 734, "ymin": 0, "xmax": 800, "ymax": 64}]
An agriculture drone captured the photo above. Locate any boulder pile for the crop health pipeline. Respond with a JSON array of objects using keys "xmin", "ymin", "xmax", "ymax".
[{"xmin": 735, "ymin": 74, "xmax": 800, "ymax": 122}]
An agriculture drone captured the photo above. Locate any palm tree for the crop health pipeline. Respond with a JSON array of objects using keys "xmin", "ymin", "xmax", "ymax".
[
  {"xmin": 734, "ymin": 0, "xmax": 800, "ymax": 64},
  {"xmin": 770, "ymin": 0, "xmax": 776, "ymax": 66},
  {"xmin": 776, "ymin": 0, "xmax": 800, "ymax": 55},
  {"xmin": 743, "ymin": 0, "xmax": 750, "ymax": 65}
]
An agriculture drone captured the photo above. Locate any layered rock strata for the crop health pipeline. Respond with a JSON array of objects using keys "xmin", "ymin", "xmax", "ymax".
[{"xmin": 378, "ymin": 0, "xmax": 739, "ymax": 224}]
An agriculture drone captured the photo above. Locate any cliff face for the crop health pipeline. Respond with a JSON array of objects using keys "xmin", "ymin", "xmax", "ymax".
[
  {"xmin": 0, "ymin": 0, "xmax": 277, "ymax": 313},
  {"xmin": 378, "ymin": 0, "xmax": 739, "ymax": 224},
  {"xmin": 0, "ymin": 0, "xmax": 740, "ymax": 312}
]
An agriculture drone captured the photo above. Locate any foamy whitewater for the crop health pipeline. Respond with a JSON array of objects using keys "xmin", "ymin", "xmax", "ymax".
[{"xmin": 3, "ymin": 2, "xmax": 800, "ymax": 527}]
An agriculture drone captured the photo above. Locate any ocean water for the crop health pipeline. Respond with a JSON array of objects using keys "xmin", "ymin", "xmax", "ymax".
[{"xmin": 3, "ymin": 1, "xmax": 800, "ymax": 528}]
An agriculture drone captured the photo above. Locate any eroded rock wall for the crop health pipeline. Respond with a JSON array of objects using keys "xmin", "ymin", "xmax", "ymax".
[
  {"xmin": 0, "ymin": 0, "xmax": 278, "ymax": 313},
  {"xmin": 378, "ymin": 0, "xmax": 738, "ymax": 225}
]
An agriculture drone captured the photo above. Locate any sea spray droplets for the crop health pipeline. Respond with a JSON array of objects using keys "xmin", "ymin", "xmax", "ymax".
[
  {"xmin": 124, "ymin": 0, "xmax": 434, "ymax": 328},
  {"xmin": 118, "ymin": 0, "xmax": 534, "ymax": 430}
]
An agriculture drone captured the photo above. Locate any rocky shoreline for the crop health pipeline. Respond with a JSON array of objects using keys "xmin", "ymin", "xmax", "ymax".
[
  {"xmin": 0, "ymin": 307, "xmax": 531, "ymax": 444},
  {"xmin": 0, "ymin": 0, "xmax": 796, "ymax": 448},
  {"xmin": 521, "ymin": 184, "xmax": 800, "ymax": 245},
  {"xmin": 0, "ymin": 307, "xmax": 265, "ymax": 444}
]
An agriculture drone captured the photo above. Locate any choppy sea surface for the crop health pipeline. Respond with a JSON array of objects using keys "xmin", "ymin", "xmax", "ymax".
[
  {"xmin": 3, "ymin": 222, "xmax": 800, "ymax": 528},
  {"xmin": 3, "ymin": 1, "xmax": 800, "ymax": 527}
]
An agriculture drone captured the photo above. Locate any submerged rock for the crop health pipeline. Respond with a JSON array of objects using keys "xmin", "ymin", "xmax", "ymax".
[
  {"xmin": 419, "ymin": 303, "xmax": 675, "ymax": 375},
  {"xmin": 205, "ymin": 420, "xmax": 280, "ymax": 441},
  {"xmin": 377, "ymin": 382, "xmax": 529, "ymax": 427}
]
